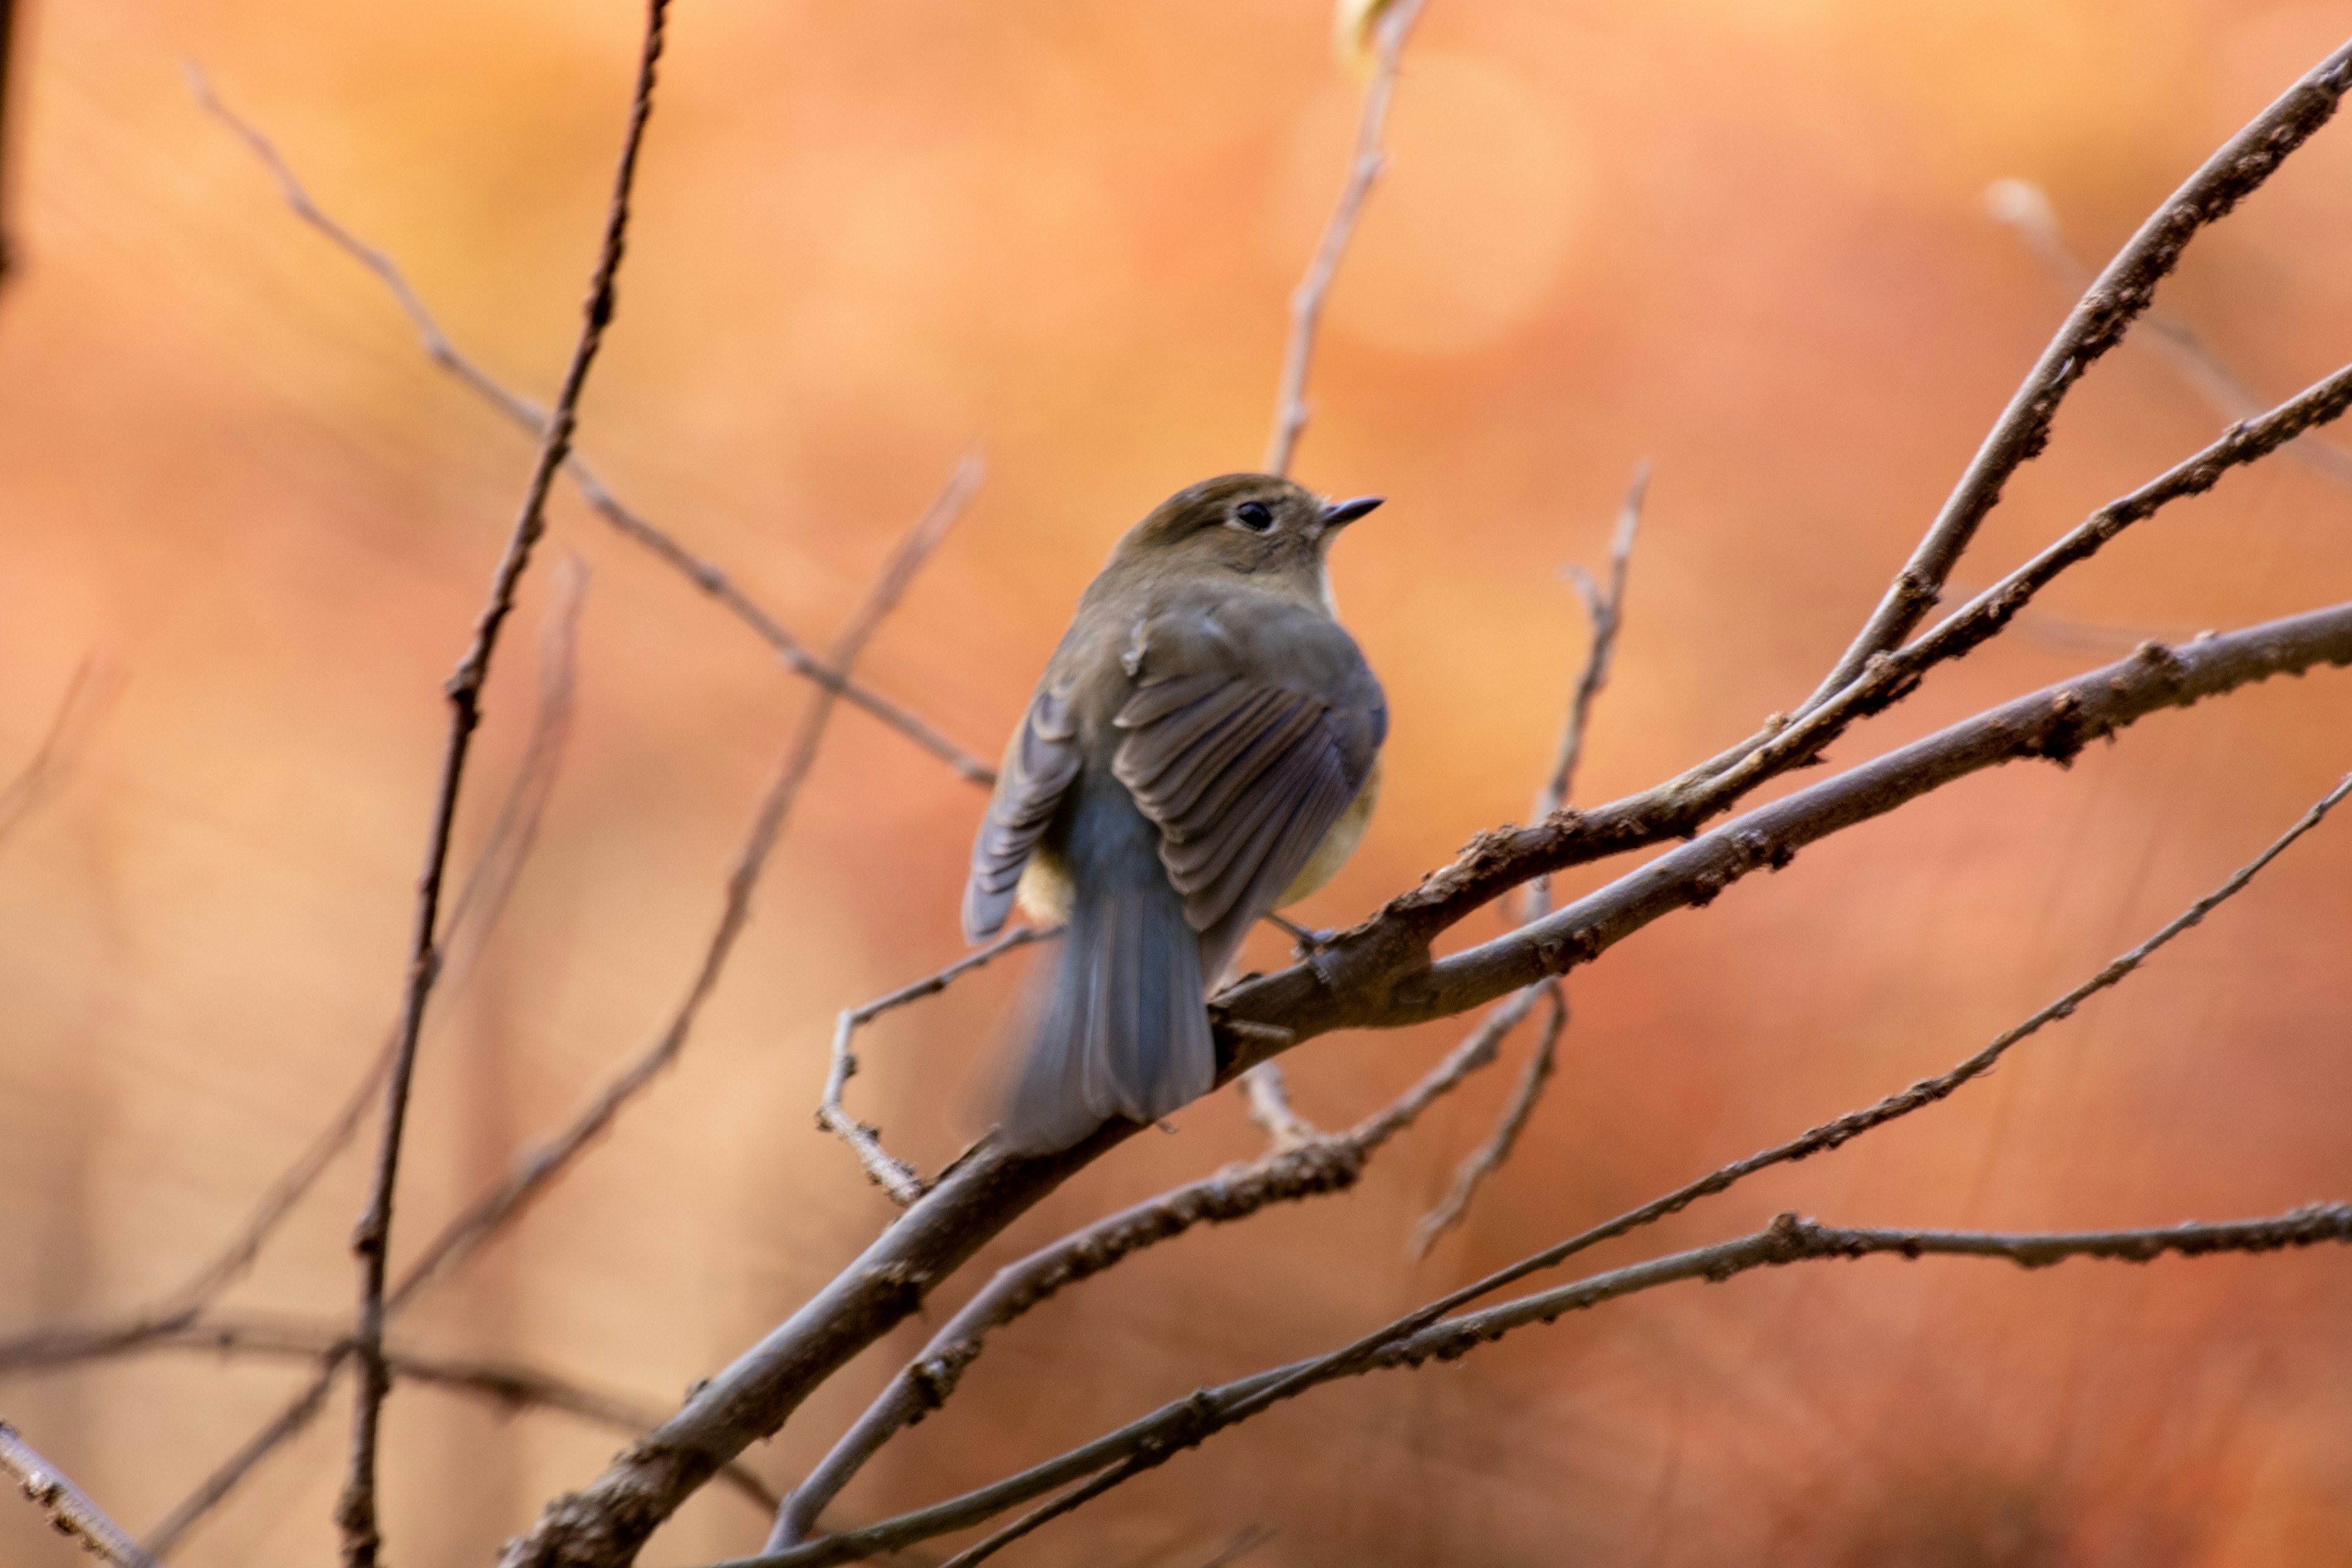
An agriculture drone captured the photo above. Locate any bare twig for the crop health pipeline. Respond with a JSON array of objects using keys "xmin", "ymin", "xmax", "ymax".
[
  {"xmin": 1534, "ymin": 464, "xmax": 1646, "ymax": 837},
  {"xmin": 337, "ymin": 9, "xmax": 669, "ymax": 1563},
  {"xmin": 819, "ymin": 922, "xmax": 1049, "ymax": 1205},
  {"xmin": 187, "ymin": 69, "xmax": 994, "ymax": 788},
  {"xmin": 0, "ymin": 566, "xmax": 583, "ymax": 1385},
  {"xmin": 0, "ymin": 1418, "xmax": 156, "ymax": 1567},
  {"xmin": 0, "ymin": 660, "xmax": 116, "ymax": 850},
  {"xmin": 1417, "ymin": 464, "xmax": 1643, "ymax": 1250},
  {"xmin": 1263, "ymin": 0, "xmax": 1429, "ymax": 475},
  {"xmin": 145, "ymin": 1371, "xmax": 335, "ymax": 1558},
  {"xmin": 751, "ymin": 1205, "xmax": 2352, "ymax": 1567},
  {"xmin": 1984, "ymin": 176, "xmax": 2352, "ymax": 486},
  {"xmin": 1409, "ymin": 982, "xmax": 1565, "ymax": 1257},
  {"xmin": 1808, "ymin": 40, "xmax": 2352, "ymax": 705},
  {"xmin": 1238, "ymin": 1063, "xmax": 1319, "ymax": 1152},
  {"xmin": 87, "ymin": 1316, "xmax": 779, "ymax": 1514}
]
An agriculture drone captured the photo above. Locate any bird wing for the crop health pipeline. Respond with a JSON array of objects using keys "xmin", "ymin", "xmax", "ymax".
[
  {"xmin": 1110, "ymin": 600, "xmax": 1384, "ymax": 965},
  {"xmin": 962, "ymin": 681, "xmax": 1081, "ymax": 941}
]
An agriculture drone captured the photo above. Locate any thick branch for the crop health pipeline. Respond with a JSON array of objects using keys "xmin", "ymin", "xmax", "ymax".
[
  {"xmin": 766, "ymin": 985, "xmax": 1542, "ymax": 1549},
  {"xmin": 1226, "ymin": 603, "xmax": 2352, "ymax": 1042},
  {"xmin": 1292, "ymin": 353, "xmax": 2352, "ymax": 996},
  {"xmin": 1809, "ymin": 36, "xmax": 2352, "ymax": 703},
  {"xmin": 498, "ymin": 598, "xmax": 2352, "ymax": 1568}
]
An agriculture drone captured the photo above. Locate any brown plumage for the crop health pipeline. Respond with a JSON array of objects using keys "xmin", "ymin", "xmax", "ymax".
[{"xmin": 964, "ymin": 473, "xmax": 1387, "ymax": 1152}]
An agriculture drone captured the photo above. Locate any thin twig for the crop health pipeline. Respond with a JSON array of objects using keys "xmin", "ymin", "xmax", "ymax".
[
  {"xmin": 145, "ymin": 1370, "xmax": 334, "ymax": 1558},
  {"xmin": 1262, "ymin": 0, "xmax": 1428, "ymax": 476},
  {"xmin": 741, "ymin": 1204, "xmax": 2352, "ymax": 1568},
  {"xmin": 1238, "ymin": 1063, "xmax": 1319, "ymax": 1152},
  {"xmin": 1414, "ymin": 465, "xmax": 1644, "ymax": 1250},
  {"xmin": 1985, "ymin": 176, "xmax": 2352, "ymax": 486},
  {"xmin": 97, "ymin": 1317, "xmax": 778, "ymax": 1513},
  {"xmin": 0, "ymin": 660, "xmax": 117, "ymax": 850},
  {"xmin": 337, "ymin": 9, "xmax": 669, "ymax": 1564},
  {"xmin": 1808, "ymin": 40, "xmax": 2352, "ymax": 706},
  {"xmin": 1409, "ymin": 982, "xmax": 1565, "ymax": 1257},
  {"xmin": 186, "ymin": 67, "xmax": 994, "ymax": 788},
  {"xmin": 1525, "ymin": 463, "xmax": 1646, "ymax": 914},
  {"xmin": 818, "ymin": 922, "xmax": 1049, "ymax": 1205},
  {"xmin": 0, "ymin": 1419, "xmax": 157, "ymax": 1567}
]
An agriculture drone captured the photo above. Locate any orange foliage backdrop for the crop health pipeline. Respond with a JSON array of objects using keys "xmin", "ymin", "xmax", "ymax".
[{"xmin": 5, "ymin": 2, "xmax": 2352, "ymax": 1564}]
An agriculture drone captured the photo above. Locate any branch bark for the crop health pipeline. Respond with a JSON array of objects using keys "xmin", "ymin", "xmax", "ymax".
[
  {"xmin": 748, "ymin": 1204, "xmax": 2352, "ymax": 1567},
  {"xmin": 1, "ymin": 1419, "xmax": 156, "ymax": 1568},
  {"xmin": 1807, "ymin": 36, "xmax": 2352, "ymax": 703},
  {"xmin": 337, "ymin": 9, "xmax": 669, "ymax": 1563}
]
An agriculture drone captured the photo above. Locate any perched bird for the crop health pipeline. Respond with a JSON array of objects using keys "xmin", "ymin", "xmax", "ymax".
[{"xmin": 964, "ymin": 473, "xmax": 1387, "ymax": 1153}]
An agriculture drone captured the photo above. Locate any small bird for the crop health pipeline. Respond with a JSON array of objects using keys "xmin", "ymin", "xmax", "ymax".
[{"xmin": 965, "ymin": 473, "xmax": 1387, "ymax": 1153}]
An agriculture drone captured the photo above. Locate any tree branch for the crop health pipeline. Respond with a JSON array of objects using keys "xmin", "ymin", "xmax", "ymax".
[
  {"xmin": 0, "ymin": 1419, "xmax": 156, "ymax": 1568},
  {"xmin": 184, "ymin": 67, "xmax": 995, "ymax": 789},
  {"xmin": 499, "ymin": 595, "xmax": 2352, "ymax": 1568},
  {"xmin": 1983, "ymin": 176, "xmax": 2352, "ymax": 486},
  {"xmin": 744, "ymin": 1204, "xmax": 2352, "ymax": 1567},
  {"xmin": 1273, "ymin": 355, "xmax": 2352, "ymax": 1012},
  {"xmin": 767, "ymin": 979, "xmax": 1547, "ymax": 1551},
  {"xmin": 1262, "ymin": 0, "xmax": 1429, "ymax": 476},
  {"xmin": 337, "ymin": 9, "xmax": 668, "ymax": 1563},
  {"xmin": 1807, "ymin": 37, "xmax": 2352, "ymax": 704}
]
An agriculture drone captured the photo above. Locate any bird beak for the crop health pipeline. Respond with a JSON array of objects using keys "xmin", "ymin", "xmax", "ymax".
[{"xmin": 1320, "ymin": 496, "xmax": 1384, "ymax": 532}]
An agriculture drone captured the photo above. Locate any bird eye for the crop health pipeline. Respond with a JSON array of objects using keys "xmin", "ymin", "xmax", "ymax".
[{"xmin": 1233, "ymin": 500, "xmax": 1275, "ymax": 532}]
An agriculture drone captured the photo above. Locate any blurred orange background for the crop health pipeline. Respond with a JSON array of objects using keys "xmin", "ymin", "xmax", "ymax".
[{"xmin": 6, "ymin": 2, "xmax": 2352, "ymax": 1564}]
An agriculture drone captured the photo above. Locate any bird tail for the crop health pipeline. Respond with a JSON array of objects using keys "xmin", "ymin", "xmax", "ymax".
[{"xmin": 1000, "ymin": 796, "xmax": 1214, "ymax": 1155}]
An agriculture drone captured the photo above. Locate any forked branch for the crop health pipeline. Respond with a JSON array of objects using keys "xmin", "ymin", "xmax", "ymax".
[
  {"xmin": 186, "ymin": 67, "xmax": 993, "ymax": 787},
  {"xmin": 339, "ymin": 9, "xmax": 669, "ymax": 1562}
]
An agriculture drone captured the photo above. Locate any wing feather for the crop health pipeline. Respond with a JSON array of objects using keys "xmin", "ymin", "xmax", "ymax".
[{"xmin": 962, "ymin": 686, "xmax": 1080, "ymax": 941}]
